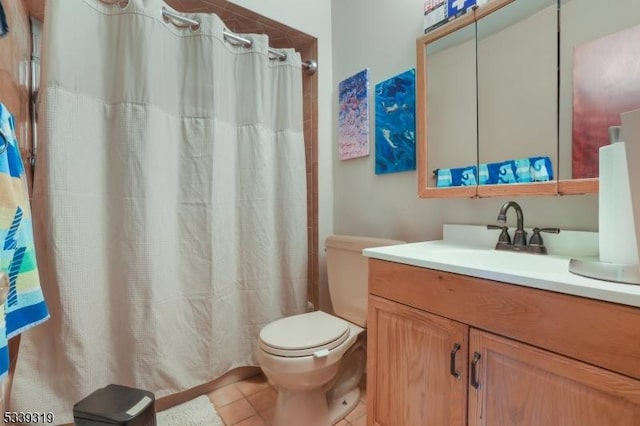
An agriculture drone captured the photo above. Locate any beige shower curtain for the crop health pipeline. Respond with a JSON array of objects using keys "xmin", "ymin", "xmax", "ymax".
[{"xmin": 9, "ymin": 0, "xmax": 308, "ymax": 423}]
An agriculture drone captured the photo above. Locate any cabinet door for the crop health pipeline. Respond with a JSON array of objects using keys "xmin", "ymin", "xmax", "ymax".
[
  {"xmin": 367, "ymin": 295, "xmax": 468, "ymax": 426},
  {"xmin": 468, "ymin": 329, "xmax": 640, "ymax": 426}
]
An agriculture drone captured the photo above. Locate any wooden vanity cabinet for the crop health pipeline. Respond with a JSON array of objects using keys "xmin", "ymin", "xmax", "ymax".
[
  {"xmin": 469, "ymin": 330, "xmax": 640, "ymax": 426},
  {"xmin": 367, "ymin": 259, "xmax": 640, "ymax": 426},
  {"xmin": 367, "ymin": 295, "xmax": 468, "ymax": 426}
]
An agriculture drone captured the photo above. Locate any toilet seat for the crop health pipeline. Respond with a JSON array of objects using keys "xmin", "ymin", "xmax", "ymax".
[{"xmin": 259, "ymin": 311, "xmax": 351, "ymax": 357}]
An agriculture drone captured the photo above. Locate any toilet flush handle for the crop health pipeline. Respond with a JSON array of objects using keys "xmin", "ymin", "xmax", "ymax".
[{"xmin": 313, "ymin": 349, "xmax": 330, "ymax": 359}]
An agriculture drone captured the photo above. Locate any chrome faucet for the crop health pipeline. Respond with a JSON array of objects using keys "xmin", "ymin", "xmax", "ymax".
[{"xmin": 497, "ymin": 201, "xmax": 527, "ymax": 249}]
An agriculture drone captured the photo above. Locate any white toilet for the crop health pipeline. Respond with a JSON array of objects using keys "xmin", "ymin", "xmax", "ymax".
[{"xmin": 257, "ymin": 235, "xmax": 403, "ymax": 426}]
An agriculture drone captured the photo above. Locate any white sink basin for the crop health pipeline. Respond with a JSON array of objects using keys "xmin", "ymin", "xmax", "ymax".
[
  {"xmin": 419, "ymin": 246, "xmax": 570, "ymax": 275},
  {"xmin": 362, "ymin": 240, "xmax": 572, "ymax": 278}
]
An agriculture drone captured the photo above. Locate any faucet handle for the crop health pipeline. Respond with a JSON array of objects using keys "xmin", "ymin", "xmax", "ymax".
[
  {"xmin": 528, "ymin": 228, "xmax": 560, "ymax": 254},
  {"xmin": 529, "ymin": 227, "xmax": 560, "ymax": 244},
  {"xmin": 539, "ymin": 227, "xmax": 561, "ymax": 234},
  {"xmin": 487, "ymin": 224, "xmax": 511, "ymax": 248}
]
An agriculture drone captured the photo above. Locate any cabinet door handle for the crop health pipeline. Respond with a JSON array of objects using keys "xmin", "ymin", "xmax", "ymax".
[
  {"xmin": 470, "ymin": 351, "xmax": 481, "ymax": 389},
  {"xmin": 450, "ymin": 343, "xmax": 461, "ymax": 378}
]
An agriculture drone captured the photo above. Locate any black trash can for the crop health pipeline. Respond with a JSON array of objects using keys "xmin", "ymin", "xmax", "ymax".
[{"xmin": 73, "ymin": 384, "xmax": 156, "ymax": 426}]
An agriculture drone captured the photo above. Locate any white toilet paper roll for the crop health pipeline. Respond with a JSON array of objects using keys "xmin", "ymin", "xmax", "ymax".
[{"xmin": 599, "ymin": 142, "xmax": 638, "ymax": 265}]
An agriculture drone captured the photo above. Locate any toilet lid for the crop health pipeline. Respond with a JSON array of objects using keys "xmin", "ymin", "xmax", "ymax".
[{"xmin": 259, "ymin": 311, "xmax": 350, "ymax": 357}]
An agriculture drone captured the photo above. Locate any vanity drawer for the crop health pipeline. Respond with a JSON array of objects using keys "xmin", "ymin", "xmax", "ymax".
[{"xmin": 368, "ymin": 258, "xmax": 640, "ymax": 380}]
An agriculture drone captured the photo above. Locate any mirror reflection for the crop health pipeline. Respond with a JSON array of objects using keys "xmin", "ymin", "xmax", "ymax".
[
  {"xmin": 559, "ymin": 0, "xmax": 640, "ymax": 180},
  {"xmin": 417, "ymin": 0, "xmax": 640, "ymax": 197},
  {"xmin": 425, "ymin": 23, "xmax": 478, "ymax": 191},
  {"xmin": 476, "ymin": 0, "xmax": 557, "ymax": 189}
]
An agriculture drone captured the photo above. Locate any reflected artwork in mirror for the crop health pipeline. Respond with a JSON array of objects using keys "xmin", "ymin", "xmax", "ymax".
[{"xmin": 559, "ymin": 0, "xmax": 640, "ymax": 193}]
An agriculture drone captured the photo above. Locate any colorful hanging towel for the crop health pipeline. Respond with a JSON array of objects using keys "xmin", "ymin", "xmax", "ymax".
[{"xmin": 0, "ymin": 103, "xmax": 49, "ymax": 379}]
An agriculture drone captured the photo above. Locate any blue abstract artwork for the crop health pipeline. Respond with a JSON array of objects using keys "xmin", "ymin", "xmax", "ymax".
[{"xmin": 374, "ymin": 69, "xmax": 416, "ymax": 174}]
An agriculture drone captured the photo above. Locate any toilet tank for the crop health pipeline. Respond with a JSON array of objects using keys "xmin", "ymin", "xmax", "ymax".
[{"xmin": 326, "ymin": 235, "xmax": 405, "ymax": 327}]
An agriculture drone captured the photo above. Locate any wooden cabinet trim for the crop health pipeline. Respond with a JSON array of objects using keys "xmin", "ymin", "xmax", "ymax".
[
  {"xmin": 558, "ymin": 178, "xmax": 599, "ymax": 195},
  {"xmin": 476, "ymin": 181, "xmax": 557, "ymax": 197},
  {"xmin": 369, "ymin": 259, "xmax": 640, "ymax": 381}
]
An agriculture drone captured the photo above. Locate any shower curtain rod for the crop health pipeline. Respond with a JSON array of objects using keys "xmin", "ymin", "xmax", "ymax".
[{"xmin": 161, "ymin": 7, "xmax": 318, "ymax": 74}]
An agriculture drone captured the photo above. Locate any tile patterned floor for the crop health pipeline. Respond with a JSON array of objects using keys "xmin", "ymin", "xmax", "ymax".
[{"xmin": 207, "ymin": 373, "xmax": 367, "ymax": 426}]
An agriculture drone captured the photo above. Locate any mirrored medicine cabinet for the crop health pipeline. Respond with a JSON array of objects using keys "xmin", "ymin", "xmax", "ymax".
[{"xmin": 416, "ymin": 0, "xmax": 640, "ymax": 198}]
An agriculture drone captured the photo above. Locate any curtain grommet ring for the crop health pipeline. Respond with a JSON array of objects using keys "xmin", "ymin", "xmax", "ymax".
[
  {"xmin": 223, "ymin": 29, "xmax": 253, "ymax": 49},
  {"xmin": 161, "ymin": 7, "xmax": 201, "ymax": 32}
]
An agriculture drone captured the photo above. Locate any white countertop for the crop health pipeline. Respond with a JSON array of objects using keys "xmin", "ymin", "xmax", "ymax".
[{"xmin": 363, "ymin": 225, "xmax": 640, "ymax": 309}]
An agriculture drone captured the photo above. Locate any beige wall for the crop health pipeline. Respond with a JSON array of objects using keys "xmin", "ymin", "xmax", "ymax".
[{"xmin": 331, "ymin": 0, "xmax": 597, "ymax": 244}]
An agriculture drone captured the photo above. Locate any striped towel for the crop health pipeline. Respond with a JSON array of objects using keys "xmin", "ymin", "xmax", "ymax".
[
  {"xmin": 435, "ymin": 166, "xmax": 478, "ymax": 187},
  {"xmin": 435, "ymin": 156, "xmax": 553, "ymax": 187},
  {"xmin": 478, "ymin": 156, "xmax": 553, "ymax": 185},
  {"xmin": 0, "ymin": 103, "xmax": 49, "ymax": 378}
]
